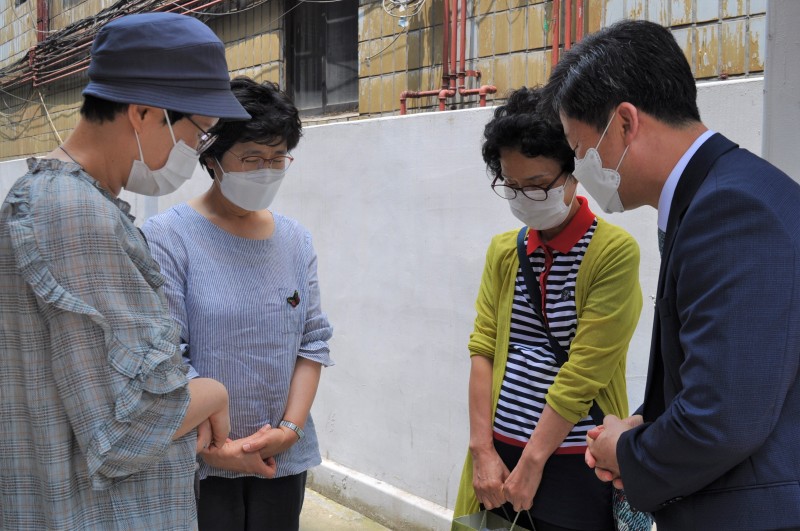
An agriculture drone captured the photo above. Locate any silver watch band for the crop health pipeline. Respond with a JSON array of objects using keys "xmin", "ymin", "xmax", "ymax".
[{"xmin": 279, "ymin": 420, "xmax": 305, "ymax": 441}]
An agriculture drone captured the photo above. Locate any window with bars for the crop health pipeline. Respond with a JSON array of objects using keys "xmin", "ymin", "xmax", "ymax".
[{"xmin": 285, "ymin": 0, "xmax": 358, "ymax": 116}]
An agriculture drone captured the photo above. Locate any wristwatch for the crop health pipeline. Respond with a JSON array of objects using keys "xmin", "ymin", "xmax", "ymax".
[{"xmin": 279, "ymin": 420, "xmax": 305, "ymax": 441}]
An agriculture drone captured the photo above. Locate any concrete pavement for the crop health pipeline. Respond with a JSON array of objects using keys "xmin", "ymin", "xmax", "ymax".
[{"xmin": 301, "ymin": 488, "xmax": 390, "ymax": 531}]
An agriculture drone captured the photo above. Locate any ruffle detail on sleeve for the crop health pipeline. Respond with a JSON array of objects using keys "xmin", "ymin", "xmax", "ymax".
[{"xmin": 6, "ymin": 185, "xmax": 190, "ymax": 488}]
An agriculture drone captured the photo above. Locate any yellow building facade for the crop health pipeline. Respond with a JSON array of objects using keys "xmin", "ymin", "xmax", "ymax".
[{"xmin": 0, "ymin": 0, "xmax": 767, "ymax": 161}]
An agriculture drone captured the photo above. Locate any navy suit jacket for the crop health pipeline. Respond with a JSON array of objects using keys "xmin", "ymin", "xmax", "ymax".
[{"xmin": 618, "ymin": 133, "xmax": 800, "ymax": 530}]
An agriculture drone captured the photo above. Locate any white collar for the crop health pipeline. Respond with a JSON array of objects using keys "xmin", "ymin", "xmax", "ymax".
[{"xmin": 657, "ymin": 130, "xmax": 716, "ymax": 231}]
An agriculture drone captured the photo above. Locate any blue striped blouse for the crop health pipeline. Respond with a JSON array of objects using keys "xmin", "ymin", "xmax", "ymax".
[{"xmin": 142, "ymin": 203, "xmax": 334, "ymax": 479}]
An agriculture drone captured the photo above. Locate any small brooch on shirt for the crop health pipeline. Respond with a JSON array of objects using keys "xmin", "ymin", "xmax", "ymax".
[
  {"xmin": 287, "ymin": 290, "xmax": 300, "ymax": 308},
  {"xmin": 560, "ymin": 288, "xmax": 572, "ymax": 302}
]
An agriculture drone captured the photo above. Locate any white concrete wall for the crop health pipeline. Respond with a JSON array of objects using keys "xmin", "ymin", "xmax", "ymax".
[{"xmin": 0, "ymin": 77, "xmax": 764, "ymax": 530}]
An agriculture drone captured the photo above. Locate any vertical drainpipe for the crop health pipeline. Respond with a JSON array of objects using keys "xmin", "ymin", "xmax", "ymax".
[
  {"xmin": 551, "ymin": 0, "xmax": 560, "ymax": 66},
  {"xmin": 36, "ymin": 0, "xmax": 49, "ymax": 42}
]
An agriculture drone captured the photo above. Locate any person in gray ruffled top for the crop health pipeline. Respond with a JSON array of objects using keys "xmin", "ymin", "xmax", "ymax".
[{"xmin": 0, "ymin": 12, "xmax": 258, "ymax": 531}]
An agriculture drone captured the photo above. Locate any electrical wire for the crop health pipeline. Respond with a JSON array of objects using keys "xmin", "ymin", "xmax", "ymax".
[
  {"xmin": 382, "ymin": 0, "xmax": 426, "ymax": 19},
  {"xmin": 38, "ymin": 90, "xmax": 63, "ymax": 144},
  {"xmin": 363, "ymin": 27, "xmax": 408, "ymax": 63}
]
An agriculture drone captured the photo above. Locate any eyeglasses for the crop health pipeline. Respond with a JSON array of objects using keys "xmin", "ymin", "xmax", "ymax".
[
  {"xmin": 491, "ymin": 171, "xmax": 567, "ymax": 201},
  {"xmin": 227, "ymin": 151, "xmax": 295, "ymax": 172},
  {"xmin": 185, "ymin": 116, "xmax": 219, "ymax": 154}
]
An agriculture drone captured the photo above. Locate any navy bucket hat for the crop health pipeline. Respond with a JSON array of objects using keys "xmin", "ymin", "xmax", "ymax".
[{"xmin": 83, "ymin": 13, "xmax": 250, "ymax": 120}]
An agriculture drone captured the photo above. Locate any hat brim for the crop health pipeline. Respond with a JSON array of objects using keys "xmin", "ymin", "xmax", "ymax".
[{"xmin": 83, "ymin": 81, "xmax": 251, "ymax": 120}]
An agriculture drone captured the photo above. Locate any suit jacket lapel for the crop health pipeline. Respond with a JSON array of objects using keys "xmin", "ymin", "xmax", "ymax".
[{"xmin": 642, "ymin": 133, "xmax": 738, "ymax": 421}]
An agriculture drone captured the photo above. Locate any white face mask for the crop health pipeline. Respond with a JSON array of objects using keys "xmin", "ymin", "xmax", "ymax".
[
  {"xmin": 506, "ymin": 177, "xmax": 577, "ymax": 230},
  {"xmin": 217, "ymin": 162, "xmax": 286, "ymax": 211},
  {"xmin": 572, "ymin": 111, "xmax": 629, "ymax": 214},
  {"xmin": 125, "ymin": 109, "xmax": 200, "ymax": 197}
]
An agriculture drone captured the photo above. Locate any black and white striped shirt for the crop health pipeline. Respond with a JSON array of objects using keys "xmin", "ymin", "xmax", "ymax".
[{"xmin": 493, "ymin": 220, "xmax": 598, "ymax": 451}]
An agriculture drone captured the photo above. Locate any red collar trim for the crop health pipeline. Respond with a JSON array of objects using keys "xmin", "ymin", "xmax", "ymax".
[{"xmin": 526, "ymin": 196, "xmax": 595, "ymax": 255}]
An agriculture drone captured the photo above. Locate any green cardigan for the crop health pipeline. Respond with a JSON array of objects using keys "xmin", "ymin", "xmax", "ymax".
[{"xmin": 453, "ymin": 219, "xmax": 643, "ymax": 519}]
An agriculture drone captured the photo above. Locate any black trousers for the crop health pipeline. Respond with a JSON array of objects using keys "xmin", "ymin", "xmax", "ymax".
[
  {"xmin": 197, "ymin": 472, "xmax": 307, "ymax": 531},
  {"xmin": 490, "ymin": 439, "xmax": 613, "ymax": 531}
]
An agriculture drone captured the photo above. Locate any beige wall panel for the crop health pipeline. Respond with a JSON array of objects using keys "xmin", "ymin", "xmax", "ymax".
[
  {"xmin": 477, "ymin": 12, "xmax": 494, "ymax": 57},
  {"xmin": 722, "ymin": 0, "xmax": 746, "ymax": 17},
  {"xmin": 509, "ymin": 52, "xmax": 526, "ymax": 89},
  {"xmin": 695, "ymin": 24, "xmax": 719, "ymax": 78},
  {"xmin": 721, "ymin": 19, "xmax": 746, "ymax": 76},
  {"xmin": 494, "ymin": 13, "xmax": 510, "ymax": 55},
  {"xmin": 432, "ymin": 24, "xmax": 443, "ymax": 70},
  {"xmin": 393, "ymin": 32, "xmax": 409, "ymax": 72},
  {"xmin": 697, "ymin": 0, "xmax": 719, "ymax": 22},
  {"xmin": 526, "ymin": 49, "xmax": 549, "ymax": 88},
  {"xmin": 420, "ymin": 26, "xmax": 437, "ymax": 67},
  {"xmin": 587, "ymin": 0, "xmax": 605, "ymax": 33},
  {"xmin": 672, "ymin": 27, "xmax": 695, "ymax": 74},
  {"xmin": 647, "ymin": 0, "xmax": 671, "ymax": 25},
  {"xmin": 358, "ymin": 77, "xmax": 371, "ymax": 115},
  {"xmin": 671, "ymin": 0, "xmax": 692, "ymax": 24},
  {"xmin": 527, "ymin": 3, "xmax": 547, "ymax": 49},
  {"xmin": 626, "ymin": 0, "xmax": 646, "ymax": 19},
  {"xmin": 748, "ymin": 15, "xmax": 765, "ymax": 73},
  {"xmin": 406, "ymin": 68, "xmax": 421, "ymax": 90},
  {"xmin": 509, "ymin": 8, "xmax": 525, "ymax": 52},
  {"xmin": 492, "ymin": 54, "xmax": 510, "ymax": 95},
  {"xmin": 367, "ymin": 76, "xmax": 381, "ymax": 114},
  {"xmin": 408, "ymin": 30, "xmax": 422, "ymax": 70}
]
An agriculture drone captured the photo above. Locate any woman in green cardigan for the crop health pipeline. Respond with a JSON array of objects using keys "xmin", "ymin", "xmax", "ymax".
[{"xmin": 453, "ymin": 87, "xmax": 642, "ymax": 531}]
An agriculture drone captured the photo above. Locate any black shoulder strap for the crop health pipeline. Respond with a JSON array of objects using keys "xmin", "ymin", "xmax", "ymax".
[{"xmin": 516, "ymin": 227, "xmax": 605, "ymax": 425}]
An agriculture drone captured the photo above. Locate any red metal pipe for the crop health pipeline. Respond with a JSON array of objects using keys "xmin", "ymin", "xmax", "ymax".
[
  {"xmin": 37, "ymin": 0, "xmax": 49, "ymax": 43},
  {"xmin": 551, "ymin": 0, "xmax": 560, "ymax": 65},
  {"xmin": 458, "ymin": 84, "xmax": 497, "ymax": 106},
  {"xmin": 457, "ymin": 0, "xmax": 467, "ymax": 89},
  {"xmin": 442, "ymin": 0, "xmax": 450, "ymax": 88},
  {"xmin": 576, "ymin": 0, "xmax": 583, "ymax": 41},
  {"xmin": 564, "ymin": 0, "xmax": 571, "ymax": 50},
  {"xmin": 449, "ymin": 0, "xmax": 457, "ymax": 90},
  {"xmin": 399, "ymin": 89, "xmax": 456, "ymax": 115}
]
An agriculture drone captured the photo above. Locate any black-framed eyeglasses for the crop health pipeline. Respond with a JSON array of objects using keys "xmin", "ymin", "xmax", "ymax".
[
  {"xmin": 185, "ymin": 116, "xmax": 219, "ymax": 154},
  {"xmin": 227, "ymin": 151, "xmax": 295, "ymax": 172},
  {"xmin": 491, "ymin": 171, "xmax": 568, "ymax": 201}
]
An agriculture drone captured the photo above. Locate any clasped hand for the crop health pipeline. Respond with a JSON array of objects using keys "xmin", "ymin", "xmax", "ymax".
[
  {"xmin": 196, "ymin": 422, "xmax": 297, "ymax": 478},
  {"xmin": 472, "ymin": 449, "xmax": 543, "ymax": 513},
  {"xmin": 585, "ymin": 414, "xmax": 642, "ymax": 489}
]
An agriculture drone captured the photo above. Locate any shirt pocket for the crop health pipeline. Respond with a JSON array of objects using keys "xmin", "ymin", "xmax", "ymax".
[{"xmin": 276, "ymin": 287, "xmax": 304, "ymax": 335}]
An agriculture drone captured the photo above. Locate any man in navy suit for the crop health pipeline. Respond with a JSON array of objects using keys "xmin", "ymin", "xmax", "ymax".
[{"xmin": 540, "ymin": 19, "xmax": 800, "ymax": 531}]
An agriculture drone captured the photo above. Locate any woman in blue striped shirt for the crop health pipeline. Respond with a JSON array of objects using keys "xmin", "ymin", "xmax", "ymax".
[{"xmin": 143, "ymin": 77, "xmax": 334, "ymax": 531}]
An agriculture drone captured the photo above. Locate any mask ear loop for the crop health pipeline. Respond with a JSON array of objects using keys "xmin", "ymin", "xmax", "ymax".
[
  {"xmin": 595, "ymin": 110, "xmax": 617, "ymax": 149},
  {"xmin": 162, "ymin": 109, "xmax": 178, "ymax": 146},
  {"xmin": 615, "ymin": 144, "xmax": 630, "ymax": 171},
  {"xmin": 213, "ymin": 158, "xmax": 226, "ymax": 181},
  {"xmin": 134, "ymin": 130, "xmax": 146, "ymax": 163}
]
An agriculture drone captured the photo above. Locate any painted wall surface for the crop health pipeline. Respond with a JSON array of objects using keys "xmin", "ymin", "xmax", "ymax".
[{"xmin": 0, "ymin": 78, "xmax": 764, "ymax": 518}]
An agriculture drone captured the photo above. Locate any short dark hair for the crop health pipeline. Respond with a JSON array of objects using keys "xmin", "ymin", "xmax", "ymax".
[
  {"xmin": 482, "ymin": 86, "xmax": 575, "ymax": 180},
  {"xmin": 80, "ymin": 94, "xmax": 187, "ymax": 124},
  {"xmin": 80, "ymin": 95, "xmax": 128, "ymax": 123},
  {"xmin": 540, "ymin": 19, "xmax": 701, "ymax": 131},
  {"xmin": 201, "ymin": 77, "xmax": 302, "ymax": 178}
]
